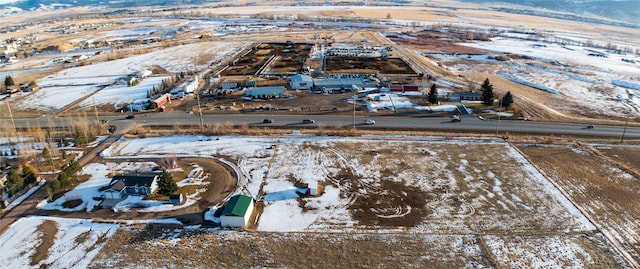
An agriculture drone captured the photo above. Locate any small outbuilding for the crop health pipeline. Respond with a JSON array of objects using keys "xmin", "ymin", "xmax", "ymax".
[
  {"xmin": 220, "ymin": 194, "xmax": 255, "ymax": 228},
  {"xmin": 169, "ymin": 193, "xmax": 185, "ymax": 204}
]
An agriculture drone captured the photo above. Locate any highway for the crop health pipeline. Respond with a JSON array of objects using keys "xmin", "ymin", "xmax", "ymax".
[{"xmin": 11, "ymin": 111, "xmax": 640, "ymax": 139}]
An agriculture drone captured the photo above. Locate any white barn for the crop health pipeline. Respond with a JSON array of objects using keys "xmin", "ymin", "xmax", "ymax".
[
  {"xmin": 290, "ymin": 74, "xmax": 313, "ymax": 90},
  {"xmin": 220, "ymin": 194, "xmax": 255, "ymax": 228}
]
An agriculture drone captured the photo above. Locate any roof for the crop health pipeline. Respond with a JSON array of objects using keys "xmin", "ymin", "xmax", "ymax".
[
  {"xmin": 108, "ymin": 174, "xmax": 159, "ymax": 190},
  {"xmin": 221, "ymin": 195, "xmax": 253, "ymax": 217},
  {"xmin": 291, "ymin": 74, "xmax": 313, "ymax": 83},
  {"xmin": 107, "ymin": 180, "xmax": 126, "ymax": 191},
  {"xmin": 452, "ymin": 92, "xmax": 482, "ymax": 97}
]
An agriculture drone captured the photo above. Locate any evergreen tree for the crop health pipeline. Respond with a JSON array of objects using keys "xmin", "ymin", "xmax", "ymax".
[
  {"xmin": 427, "ymin": 84, "xmax": 439, "ymax": 104},
  {"xmin": 501, "ymin": 91, "xmax": 514, "ymax": 109},
  {"xmin": 157, "ymin": 170, "xmax": 178, "ymax": 195},
  {"xmin": 7, "ymin": 169, "xmax": 23, "ymax": 190},
  {"xmin": 22, "ymin": 164, "xmax": 38, "ymax": 186},
  {"xmin": 4, "ymin": 75, "xmax": 15, "ymax": 88},
  {"xmin": 480, "ymin": 78, "xmax": 494, "ymax": 106}
]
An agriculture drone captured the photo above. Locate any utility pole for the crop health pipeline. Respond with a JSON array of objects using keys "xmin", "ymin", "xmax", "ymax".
[
  {"xmin": 6, "ymin": 100, "xmax": 17, "ymax": 135},
  {"xmin": 92, "ymin": 96, "xmax": 99, "ymax": 123},
  {"xmin": 352, "ymin": 90, "xmax": 356, "ymax": 134},
  {"xmin": 197, "ymin": 88, "xmax": 204, "ymax": 132},
  {"xmin": 620, "ymin": 117, "xmax": 629, "ymax": 143},
  {"xmin": 495, "ymin": 98, "xmax": 502, "ymax": 137}
]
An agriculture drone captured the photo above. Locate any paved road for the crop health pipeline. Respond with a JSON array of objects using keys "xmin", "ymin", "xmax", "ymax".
[
  {"xmin": 11, "ymin": 112, "xmax": 640, "ymax": 139},
  {"xmin": 0, "ymin": 131, "xmax": 125, "ymax": 235},
  {"xmin": 0, "ymin": 184, "xmax": 46, "ymax": 235}
]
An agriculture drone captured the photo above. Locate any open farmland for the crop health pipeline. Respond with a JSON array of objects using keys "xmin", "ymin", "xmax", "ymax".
[
  {"xmin": 220, "ymin": 42, "xmax": 312, "ymax": 77},
  {"xmin": 324, "ymin": 56, "xmax": 416, "ymax": 75},
  {"xmin": 517, "ymin": 143, "xmax": 640, "ymax": 267},
  {"xmin": 91, "ymin": 135, "xmax": 631, "ymax": 268}
]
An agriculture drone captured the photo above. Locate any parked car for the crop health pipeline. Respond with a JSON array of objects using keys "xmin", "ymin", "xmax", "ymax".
[
  {"xmin": 125, "ymin": 114, "xmax": 135, "ymax": 119},
  {"xmin": 302, "ymin": 119, "xmax": 315, "ymax": 124},
  {"xmin": 362, "ymin": 119, "xmax": 375, "ymax": 125},
  {"xmin": 263, "ymin": 119, "xmax": 274, "ymax": 123}
]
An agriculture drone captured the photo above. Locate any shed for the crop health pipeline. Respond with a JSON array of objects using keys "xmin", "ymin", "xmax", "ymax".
[
  {"xmin": 220, "ymin": 194, "xmax": 255, "ymax": 228},
  {"xmin": 169, "ymin": 193, "xmax": 184, "ymax": 204}
]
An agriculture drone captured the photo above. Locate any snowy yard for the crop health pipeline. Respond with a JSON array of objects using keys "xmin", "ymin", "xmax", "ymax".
[
  {"xmin": 92, "ymin": 134, "xmax": 629, "ymax": 268},
  {"xmin": 103, "ymin": 135, "xmax": 594, "ymax": 234}
]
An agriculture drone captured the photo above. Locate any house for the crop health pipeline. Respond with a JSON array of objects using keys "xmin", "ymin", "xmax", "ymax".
[
  {"xmin": 289, "ymin": 74, "xmax": 313, "ymax": 90},
  {"xmin": 103, "ymin": 174, "xmax": 160, "ymax": 200},
  {"xmin": 450, "ymin": 92, "xmax": 482, "ymax": 102},
  {"xmin": 220, "ymin": 194, "xmax": 255, "ymax": 228},
  {"xmin": 245, "ymin": 86, "xmax": 286, "ymax": 99}
]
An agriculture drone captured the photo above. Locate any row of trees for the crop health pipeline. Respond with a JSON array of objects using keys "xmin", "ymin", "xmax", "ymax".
[
  {"xmin": 3, "ymin": 165, "xmax": 38, "ymax": 199},
  {"xmin": 44, "ymin": 160, "xmax": 82, "ymax": 200},
  {"xmin": 426, "ymin": 78, "xmax": 513, "ymax": 109},
  {"xmin": 480, "ymin": 78, "xmax": 513, "ymax": 108}
]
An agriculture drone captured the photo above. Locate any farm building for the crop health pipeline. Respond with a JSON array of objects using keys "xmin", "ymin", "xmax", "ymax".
[
  {"xmin": 152, "ymin": 93, "xmax": 171, "ymax": 108},
  {"xmin": 103, "ymin": 174, "xmax": 160, "ymax": 200},
  {"xmin": 390, "ymin": 84, "xmax": 421, "ymax": 94},
  {"xmin": 245, "ymin": 86, "xmax": 286, "ymax": 99},
  {"xmin": 289, "ymin": 74, "xmax": 313, "ymax": 90},
  {"xmin": 450, "ymin": 92, "xmax": 483, "ymax": 102},
  {"xmin": 175, "ymin": 76, "xmax": 199, "ymax": 94},
  {"xmin": 221, "ymin": 194, "xmax": 255, "ymax": 228},
  {"xmin": 221, "ymin": 82, "xmax": 238, "ymax": 91},
  {"xmin": 313, "ymin": 77, "xmax": 378, "ymax": 93}
]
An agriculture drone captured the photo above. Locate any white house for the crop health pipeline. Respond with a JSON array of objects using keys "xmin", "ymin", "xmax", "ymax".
[
  {"xmin": 103, "ymin": 174, "xmax": 160, "ymax": 200},
  {"xmin": 220, "ymin": 194, "xmax": 255, "ymax": 228},
  {"xmin": 289, "ymin": 74, "xmax": 313, "ymax": 90}
]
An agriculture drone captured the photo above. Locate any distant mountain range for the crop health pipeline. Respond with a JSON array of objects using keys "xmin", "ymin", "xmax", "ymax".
[
  {"xmin": 0, "ymin": 0, "xmax": 638, "ymax": 27},
  {"xmin": 458, "ymin": 0, "xmax": 639, "ymax": 26}
]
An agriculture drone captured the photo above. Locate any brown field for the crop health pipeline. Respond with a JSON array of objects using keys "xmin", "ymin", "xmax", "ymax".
[
  {"xmin": 517, "ymin": 143, "xmax": 640, "ymax": 267},
  {"xmin": 220, "ymin": 42, "xmax": 313, "ymax": 76},
  {"xmin": 325, "ymin": 56, "xmax": 416, "ymax": 75},
  {"xmin": 83, "ymin": 137, "xmax": 635, "ymax": 268}
]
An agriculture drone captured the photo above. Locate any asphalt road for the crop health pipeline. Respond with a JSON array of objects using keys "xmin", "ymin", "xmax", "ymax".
[{"xmin": 11, "ymin": 112, "xmax": 640, "ymax": 139}]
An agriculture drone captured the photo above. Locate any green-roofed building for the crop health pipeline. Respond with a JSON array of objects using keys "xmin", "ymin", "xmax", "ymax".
[{"xmin": 221, "ymin": 194, "xmax": 255, "ymax": 228}]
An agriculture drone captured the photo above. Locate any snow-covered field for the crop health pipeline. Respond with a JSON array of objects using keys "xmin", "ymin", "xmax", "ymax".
[
  {"xmin": 76, "ymin": 75, "xmax": 170, "ymax": 109},
  {"xmin": 103, "ymin": 135, "xmax": 594, "ymax": 234},
  {"xmin": 12, "ymin": 41, "xmax": 244, "ymax": 112},
  {"xmin": 0, "ymin": 216, "xmax": 119, "ymax": 269},
  {"xmin": 457, "ymin": 37, "xmax": 640, "ymax": 117},
  {"xmin": 92, "ymin": 134, "xmax": 628, "ymax": 267}
]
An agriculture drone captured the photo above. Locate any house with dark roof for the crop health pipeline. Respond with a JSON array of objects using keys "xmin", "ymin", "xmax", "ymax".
[
  {"xmin": 103, "ymin": 174, "xmax": 160, "ymax": 200},
  {"xmin": 220, "ymin": 194, "xmax": 255, "ymax": 228},
  {"xmin": 449, "ymin": 92, "xmax": 482, "ymax": 102}
]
